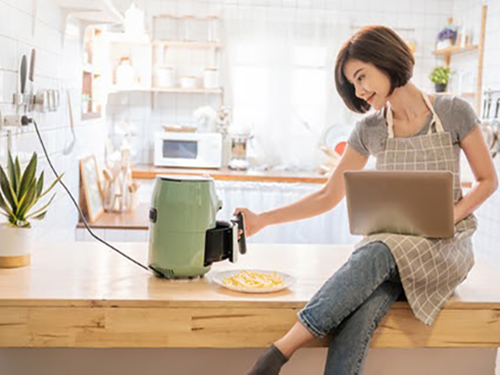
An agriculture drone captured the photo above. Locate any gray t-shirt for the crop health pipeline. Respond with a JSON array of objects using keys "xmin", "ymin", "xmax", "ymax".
[{"xmin": 347, "ymin": 95, "xmax": 481, "ymax": 158}]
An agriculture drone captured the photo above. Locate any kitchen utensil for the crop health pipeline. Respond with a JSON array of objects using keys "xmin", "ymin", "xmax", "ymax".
[
  {"xmin": 63, "ymin": 90, "xmax": 76, "ymax": 155},
  {"xmin": 203, "ymin": 68, "xmax": 219, "ymax": 89},
  {"xmin": 20, "ymin": 55, "xmax": 27, "ymax": 95},
  {"xmin": 228, "ymin": 133, "xmax": 252, "ymax": 170},
  {"xmin": 486, "ymin": 97, "xmax": 492, "ymax": 118},
  {"xmin": 27, "ymin": 49, "xmax": 36, "ymax": 111},
  {"xmin": 157, "ymin": 66, "xmax": 174, "ymax": 88},
  {"xmin": 209, "ymin": 269, "xmax": 296, "ymax": 293},
  {"xmin": 148, "ymin": 175, "xmax": 247, "ymax": 279},
  {"xmin": 13, "ymin": 55, "xmax": 28, "ymax": 111},
  {"xmin": 29, "ymin": 49, "xmax": 36, "ymax": 83},
  {"xmin": 116, "ymin": 57, "xmax": 135, "ymax": 87}
]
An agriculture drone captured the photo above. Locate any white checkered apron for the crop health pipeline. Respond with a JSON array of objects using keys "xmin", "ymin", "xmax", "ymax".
[{"xmin": 355, "ymin": 93, "xmax": 477, "ymax": 326}]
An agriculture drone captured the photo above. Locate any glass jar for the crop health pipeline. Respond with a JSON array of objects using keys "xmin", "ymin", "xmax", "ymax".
[
  {"xmin": 181, "ymin": 15, "xmax": 194, "ymax": 41},
  {"xmin": 203, "ymin": 68, "xmax": 219, "ymax": 89},
  {"xmin": 207, "ymin": 15, "xmax": 220, "ymax": 42}
]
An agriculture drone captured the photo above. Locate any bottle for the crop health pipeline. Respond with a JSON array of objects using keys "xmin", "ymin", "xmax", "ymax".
[{"xmin": 116, "ymin": 57, "xmax": 135, "ymax": 88}]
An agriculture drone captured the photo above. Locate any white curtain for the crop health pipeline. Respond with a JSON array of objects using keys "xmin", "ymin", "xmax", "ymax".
[
  {"xmin": 220, "ymin": 5, "xmax": 355, "ymax": 170},
  {"xmin": 215, "ymin": 180, "xmax": 360, "ymax": 245}
]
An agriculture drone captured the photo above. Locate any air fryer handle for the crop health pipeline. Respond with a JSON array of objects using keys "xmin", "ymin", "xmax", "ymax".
[
  {"xmin": 232, "ymin": 212, "xmax": 247, "ymax": 255},
  {"xmin": 204, "ymin": 214, "xmax": 247, "ymax": 267}
]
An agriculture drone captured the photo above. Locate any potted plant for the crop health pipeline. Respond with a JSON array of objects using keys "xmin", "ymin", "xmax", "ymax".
[
  {"xmin": 429, "ymin": 66, "xmax": 451, "ymax": 93},
  {"xmin": 0, "ymin": 151, "xmax": 62, "ymax": 268}
]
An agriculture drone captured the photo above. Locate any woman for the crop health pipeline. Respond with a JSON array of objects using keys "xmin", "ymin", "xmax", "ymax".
[{"xmin": 238, "ymin": 25, "xmax": 498, "ymax": 375}]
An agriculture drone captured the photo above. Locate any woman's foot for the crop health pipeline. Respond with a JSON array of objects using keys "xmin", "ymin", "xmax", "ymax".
[{"xmin": 247, "ymin": 344, "xmax": 289, "ymax": 375}]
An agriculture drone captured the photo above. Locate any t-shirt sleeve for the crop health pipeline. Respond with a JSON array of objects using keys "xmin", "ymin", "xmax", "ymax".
[
  {"xmin": 347, "ymin": 119, "xmax": 370, "ymax": 157},
  {"xmin": 452, "ymin": 97, "xmax": 481, "ymax": 143}
]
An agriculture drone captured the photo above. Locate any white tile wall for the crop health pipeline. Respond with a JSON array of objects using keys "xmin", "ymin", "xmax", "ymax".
[{"xmin": 0, "ymin": 0, "xmax": 106, "ymax": 242}]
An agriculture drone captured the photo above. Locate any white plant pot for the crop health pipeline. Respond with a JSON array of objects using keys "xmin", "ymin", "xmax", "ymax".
[{"xmin": 0, "ymin": 223, "xmax": 33, "ymax": 268}]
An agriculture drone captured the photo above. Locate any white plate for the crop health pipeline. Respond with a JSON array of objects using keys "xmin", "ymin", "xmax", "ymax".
[{"xmin": 209, "ymin": 269, "xmax": 295, "ymax": 294}]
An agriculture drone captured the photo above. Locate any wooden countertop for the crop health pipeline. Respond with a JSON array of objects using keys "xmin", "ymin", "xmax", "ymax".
[
  {"xmin": 77, "ymin": 203, "xmax": 150, "ymax": 230},
  {"xmin": 0, "ymin": 242, "xmax": 498, "ymax": 348},
  {"xmin": 132, "ymin": 164, "xmax": 474, "ymax": 188},
  {"xmin": 132, "ymin": 164, "xmax": 329, "ymax": 184}
]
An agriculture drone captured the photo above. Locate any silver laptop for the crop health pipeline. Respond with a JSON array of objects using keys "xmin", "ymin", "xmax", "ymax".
[{"xmin": 344, "ymin": 170, "xmax": 455, "ymax": 238}]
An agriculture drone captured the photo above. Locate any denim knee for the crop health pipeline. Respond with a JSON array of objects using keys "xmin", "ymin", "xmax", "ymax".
[{"xmin": 351, "ymin": 241, "xmax": 399, "ymax": 280}]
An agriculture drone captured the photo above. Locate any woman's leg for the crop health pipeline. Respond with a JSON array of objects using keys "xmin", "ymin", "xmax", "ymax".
[
  {"xmin": 324, "ymin": 279, "xmax": 404, "ymax": 375},
  {"xmin": 247, "ymin": 241, "xmax": 399, "ymax": 375},
  {"xmin": 296, "ymin": 241, "xmax": 399, "ymax": 341}
]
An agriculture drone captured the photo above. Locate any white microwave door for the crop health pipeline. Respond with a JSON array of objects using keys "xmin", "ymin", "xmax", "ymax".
[{"xmin": 162, "ymin": 140, "xmax": 198, "ymax": 159}]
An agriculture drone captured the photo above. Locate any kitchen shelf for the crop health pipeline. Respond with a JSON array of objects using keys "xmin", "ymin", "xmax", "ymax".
[
  {"xmin": 432, "ymin": 44, "xmax": 479, "ymax": 57},
  {"xmin": 155, "ymin": 14, "xmax": 220, "ymax": 20},
  {"xmin": 81, "ymin": 27, "xmax": 102, "ymax": 121},
  {"xmin": 104, "ymin": 34, "xmax": 221, "ymax": 49},
  {"xmin": 81, "ymin": 112, "xmax": 102, "ymax": 120},
  {"xmin": 153, "ymin": 40, "xmax": 222, "ymax": 49},
  {"xmin": 154, "ymin": 87, "xmax": 222, "ymax": 94},
  {"xmin": 432, "ymin": 4, "xmax": 487, "ymax": 113},
  {"xmin": 109, "ymin": 86, "xmax": 222, "ymax": 94},
  {"xmin": 435, "ymin": 91, "xmax": 476, "ymax": 97}
]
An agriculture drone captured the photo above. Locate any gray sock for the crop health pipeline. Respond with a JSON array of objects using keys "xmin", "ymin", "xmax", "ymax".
[{"xmin": 247, "ymin": 344, "xmax": 289, "ymax": 375}]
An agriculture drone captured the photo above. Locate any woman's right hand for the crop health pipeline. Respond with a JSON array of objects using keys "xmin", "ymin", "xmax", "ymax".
[{"xmin": 233, "ymin": 208, "xmax": 266, "ymax": 238}]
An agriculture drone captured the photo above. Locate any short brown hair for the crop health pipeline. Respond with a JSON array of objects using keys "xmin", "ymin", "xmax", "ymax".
[{"xmin": 334, "ymin": 25, "xmax": 415, "ymax": 113}]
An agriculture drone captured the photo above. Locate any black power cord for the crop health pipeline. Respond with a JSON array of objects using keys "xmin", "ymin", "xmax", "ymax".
[{"xmin": 31, "ymin": 117, "xmax": 151, "ymax": 273}]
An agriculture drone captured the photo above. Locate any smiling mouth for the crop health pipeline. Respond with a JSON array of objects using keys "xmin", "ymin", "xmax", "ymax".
[{"xmin": 366, "ymin": 93, "xmax": 375, "ymax": 103}]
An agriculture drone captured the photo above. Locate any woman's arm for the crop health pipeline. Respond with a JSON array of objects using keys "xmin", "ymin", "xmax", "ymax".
[
  {"xmin": 454, "ymin": 126, "xmax": 498, "ymax": 223},
  {"xmin": 260, "ymin": 146, "xmax": 368, "ymax": 227}
]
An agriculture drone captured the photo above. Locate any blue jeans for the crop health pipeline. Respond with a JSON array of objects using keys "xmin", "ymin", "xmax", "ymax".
[{"xmin": 297, "ymin": 241, "xmax": 405, "ymax": 375}]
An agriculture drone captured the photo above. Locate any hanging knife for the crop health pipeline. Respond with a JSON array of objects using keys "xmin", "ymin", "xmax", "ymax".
[
  {"xmin": 486, "ymin": 97, "xmax": 492, "ymax": 118},
  {"xmin": 15, "ymin": 55, "xmax": 28, "ymax": 113},
  {"xmin": 28, "ymin": 48, "xmax": 36, "ymax": 111}
]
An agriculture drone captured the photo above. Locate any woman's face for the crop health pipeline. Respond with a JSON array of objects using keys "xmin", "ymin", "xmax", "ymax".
[{"xmin": 343, "ymin": 59, "xmax": 391, "ymax": 111}]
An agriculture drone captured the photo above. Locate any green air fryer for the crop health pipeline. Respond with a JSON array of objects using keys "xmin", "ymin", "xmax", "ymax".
[{"xmin": 148, "ymin": 175, "xmax": 247, "ymax": 279}]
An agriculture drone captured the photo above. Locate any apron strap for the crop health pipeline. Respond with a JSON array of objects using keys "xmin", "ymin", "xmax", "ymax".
[
  {"xmin": 386, "ymin": 104, "xmax": 395, "ymax": 138},
  {"xmin": 421, "ymin": 93, "xmax": 445, "ymax": 134},
  {"xmin": 386, "ymin": 92, "xmax": 444, "ymax": 139}
]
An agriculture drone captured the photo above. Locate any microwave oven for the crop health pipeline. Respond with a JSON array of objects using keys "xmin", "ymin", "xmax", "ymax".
[{"xmin": 154, "ymin": 132, "xmax": 222, "ymax": 168}]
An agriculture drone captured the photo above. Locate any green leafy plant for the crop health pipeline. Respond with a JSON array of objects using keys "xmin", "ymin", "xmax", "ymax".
[
  {"xmin": 0, "ymin": 151, "xmax": 62, "ymax": 228},
  {"xmin": 429, "ymin": 66, "xmax": 451, "ymax": 85}
]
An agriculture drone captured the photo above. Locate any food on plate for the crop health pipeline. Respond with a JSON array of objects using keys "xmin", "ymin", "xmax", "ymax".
[{"xmin": 222, "ymin": 270, "xmax": 285, "ymax": 289}]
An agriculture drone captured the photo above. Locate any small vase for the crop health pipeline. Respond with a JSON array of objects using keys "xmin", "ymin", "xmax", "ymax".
[
  {"xmin": 0, "ymin": 223, "xmax": 33, "ymax": 268},
  {"xmin": 435, "ymin": 83, "xmax": 447, "ymax": 93}
]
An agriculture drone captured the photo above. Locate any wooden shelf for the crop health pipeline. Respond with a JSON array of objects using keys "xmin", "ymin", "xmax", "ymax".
[
  {"xmin": 153, "ymin": 40, "xmax": 222, "ymax": 49},
  {"xmin": 431, "ymin": 5, "xmax": 487, "ymax": 113},
  {"xmin": 433, "ymin": 44, "xmax": 479, "ymax": 57},
  {"xmin": 154, "ymin": 87, "xmax": 222, "ymax": 94},
  {"xmin": 81, "ymin": 112, "xmax": 101, "ymax": 121},
  {"xmin": 77, "ymin": 203, "xmax": 149, "ymax": 230},
  {"xmin": 109, "ymin": 86, "xmax": 222, "ymax": 94},
  {"xmin": 155, "ymin": 14, "xmax": 220, "ymax": 20},
  {"xmin": 435, "ymin": 91, "xmax": 476, "ymax": 97}
]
